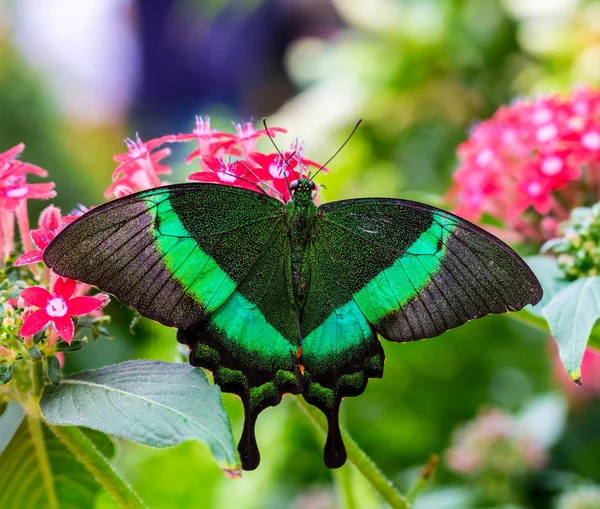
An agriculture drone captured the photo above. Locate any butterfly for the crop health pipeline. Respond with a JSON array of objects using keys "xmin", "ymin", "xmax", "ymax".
[{"xmin": 44, "ymin": 178, "xmax": 542, "ymax": 470}]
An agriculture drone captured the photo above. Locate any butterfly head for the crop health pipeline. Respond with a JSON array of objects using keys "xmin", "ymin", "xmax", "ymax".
[{"xmin": 290, "ymin": 178, "xmax": 315, "ymax": 199}]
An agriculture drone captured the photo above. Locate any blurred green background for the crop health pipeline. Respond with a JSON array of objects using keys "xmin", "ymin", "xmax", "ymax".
[{"xmin": 1, "ymin": 0, "xmax": 600, "ymax": 508}]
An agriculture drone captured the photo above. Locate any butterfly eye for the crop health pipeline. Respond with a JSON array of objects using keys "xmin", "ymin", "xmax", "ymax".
[
  {"xmin": 290, "ymin": 180, "xmax": 299, "ymax": 191},
  {"xmin": 308, "ymin": 180, "xmax": 316, "ymax": 191}
]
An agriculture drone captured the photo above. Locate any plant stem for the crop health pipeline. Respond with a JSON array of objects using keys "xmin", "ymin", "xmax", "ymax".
[
  {"xmin": 406, "ymin": 455, "xmax": 438, "ymax": 503},
  {"xmin": 295, "ymin": 398, "xmax": 410, "ymax": 509},
  {"xmin": 51, "ymin": 425, "xmax": 147, "ymax": 509},
  {"xmin": 27, "ymin": 414, "xmax": 59, "ymax": 509},
  {"xmin": 333, "ymin": 465, "xmax": 358, "ymax": 509}
]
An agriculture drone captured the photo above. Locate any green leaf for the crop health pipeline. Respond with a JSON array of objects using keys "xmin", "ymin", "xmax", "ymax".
[
  {"xmin": 40, "ymin": 360, "xmax": 240, "ymax": 473},
  {"xmin": 27, "ymin": 346, "xmax": 42, "ymax": 360},
  {"xmin": 524, "ymin": 255, "xmax": 570, "ymax": 316},
  {"xmin": 0, "ymin": 402, "xmax": 24, "ymax": 455},
  {"xmin": 45, "ymin": 356, "xmax": 61, "ymax": 386},
  {"xmin": 57, "ymin": 339, "xmax": 87, "ymax": 352},
  {"xmin": 0, "ymin": 363, "xmax": 14, "ymax": 384},
  {"xmin": 0, "ymin": 417, "xmax": 114, "ymax": 509},
  {"xmin": 543, "ymin": 276, "xmax": 600, "ymax": 383}
]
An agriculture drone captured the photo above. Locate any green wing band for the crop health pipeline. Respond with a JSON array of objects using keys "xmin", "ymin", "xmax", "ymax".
[{"xmin": 354, "ymin": 213, "xmax": 455, "ymax": 323}]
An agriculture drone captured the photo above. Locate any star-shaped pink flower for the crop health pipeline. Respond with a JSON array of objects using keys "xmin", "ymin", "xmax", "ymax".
[{"xmin": 20, "ymin": 277, "xmax": 104, "ymax": 343}]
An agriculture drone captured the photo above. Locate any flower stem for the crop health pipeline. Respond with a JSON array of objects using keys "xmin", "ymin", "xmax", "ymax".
[
  {"xmin": 27, "ymin": 414, "xmax": 59, "ymax": 509},
  {"xmin": 294, "ymin": 398, "xmax": 410, "ymax": 509},
  {"xmin": 50, "ymin": 425, "xmax": 147, "ymax": 509}
]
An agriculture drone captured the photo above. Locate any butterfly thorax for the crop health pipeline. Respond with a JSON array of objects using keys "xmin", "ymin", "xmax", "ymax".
[{"xmin": 287, "ymin": 182, "xmax": 317, "ymax": 309}]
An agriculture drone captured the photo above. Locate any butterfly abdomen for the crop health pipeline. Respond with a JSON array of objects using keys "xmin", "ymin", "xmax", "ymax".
[{"xmin": 286, "ymin": 197, "xmax": 317, "ymax": 310}]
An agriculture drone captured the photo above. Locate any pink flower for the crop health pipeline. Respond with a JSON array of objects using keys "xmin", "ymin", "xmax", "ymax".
[
  {"xmin": 14, "ymin": 205, "xmax": 66, "ymax": 266},
  {"xmin": 0, "ymin": 143, "xmax": 56, "ymax": 258},
  {"xmin": 14, "ymin": 228, "xmax": 56, "ymax": 266},
  {"xmin": 229, "ymin": 120, "xmax": 286, "ymax": 155},
  {"xmin": 172, "ymin": 116, "xmax": 239, "ymax": 163},
  {"xmin": 20, "ymin": 277, "xmax": 104, "ymax": 343},
  {"xmin": 449, "ymin": 87, "xmax": 600, "ymax": 243},
  {"xmin": 188, "ymin": 157, "xmax": 259, "ymax": 192},
  {"xmin": 106, "ymin": 134, "xmax": 173, "ymax": 198}
]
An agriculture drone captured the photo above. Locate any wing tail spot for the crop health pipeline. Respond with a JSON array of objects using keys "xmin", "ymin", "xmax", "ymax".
[
  {"xmin": 324, "ymin": 400, "xmax": 346, "ymax": 469},
  {"xmin": 239, "ymin": 398, "xmax": 260, "ymax": 471}
]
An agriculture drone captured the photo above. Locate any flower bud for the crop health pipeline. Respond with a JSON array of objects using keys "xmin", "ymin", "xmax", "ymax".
[{"xmin": 38, "ymin": 205, "xmax": 62, "ymax": 230}]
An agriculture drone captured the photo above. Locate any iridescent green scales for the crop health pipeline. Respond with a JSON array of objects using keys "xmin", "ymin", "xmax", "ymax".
[{"xmin": 44, "ymin": 180, "xmax": 542, "ymax": 470}]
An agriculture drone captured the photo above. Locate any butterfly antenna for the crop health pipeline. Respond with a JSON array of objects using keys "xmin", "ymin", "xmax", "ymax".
[
  {"xmin": 213, "ymin": 159, "xmax": 271, "ymax": 196},
  {"xmin": 237, "ymin": 160, "xmax": 285, "ymax": 200},
  {"xmin": 262, "ymin": 118, "xmax": 293, "ymax": 195},
  {"xmin": 309, "ymin": 119, "xmax": 363, "ymax": 182}
]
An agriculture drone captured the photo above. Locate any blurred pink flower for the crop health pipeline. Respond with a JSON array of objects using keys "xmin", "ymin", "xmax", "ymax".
[
  {"xmin": 0, "ymin": 143, "xmax": 56, "ymax": 258},
  {"xmin": 449, "ymin": 87, "xmax": 600, "ymax": 243},
  {"xmin": 446, "ymin": 408, "xmax": 547, "ymax": 475}
]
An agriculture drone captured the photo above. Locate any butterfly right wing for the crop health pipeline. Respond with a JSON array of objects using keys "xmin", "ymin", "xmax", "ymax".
[{"xmin": 299, "ymin": 197, "xmax": 542, "ymax": 468}]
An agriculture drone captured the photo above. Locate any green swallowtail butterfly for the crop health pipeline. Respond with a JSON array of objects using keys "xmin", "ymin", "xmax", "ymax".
[{"xmin": 44, "ymin": 178, "xmax": 542, "ymax": 470}]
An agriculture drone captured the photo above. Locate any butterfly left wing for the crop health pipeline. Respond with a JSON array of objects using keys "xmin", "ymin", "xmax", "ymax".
[
  {"xmin": 300, "ymin": 198, "xmax": 542, "ymax": 468},
  {"xmin": 44, "ymin": 184, "xmax": 302, "ymax": 470}
]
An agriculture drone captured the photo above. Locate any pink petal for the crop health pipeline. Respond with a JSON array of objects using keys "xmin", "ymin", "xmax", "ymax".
[
  {"xmin": 14, "ymin": 250, "xmax": 43, "ymax": 266},
  {"xmin": 200, "ymin": 156, "xmax": 222, "ymax": 171},
  {"xmin": 53, "ymin": 316, "xmax": 74, "ymax": 343},
  {"xmin": 26, "ymin": 182, "xmax": 56, "ymax": 200},
  {"xmin": 187, "ymin": 172, "xmax": 223, "ymax": 183},
  {"xmin": 20, "ymin": 286, "xmax": 52, "ymax": 308},
  {"xmin": 184, "ymin": 149, "xmax": 202, "ymax": 164},
  {"xmin": 67, "ymin": 296, "xmax": 103, "ymax": 315},
  {"xmin": 38, "ymin": 205, "xmax": 62, "ymax": 230},
  {"xmin": 31, "ymin": 228, "xmax": 55, "ymax": 250},
  {"xmin": 0, "ymin": 143, "xmax": 25, "ymax": 163},
  {"xmin": 54, "ymin": 277, "xmax": 77, "ymax": 299},
  {"xmin": 20, "ymin": 309, "xmax": 50, "ymax": 336}
]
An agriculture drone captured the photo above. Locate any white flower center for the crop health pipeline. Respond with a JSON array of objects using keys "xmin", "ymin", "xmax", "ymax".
[
  {"xmin": 582, "ymin": 131, "xmax": 600, "ymax": 151},
  {"xmin": 6, "ymin": 186, "xmax": 28, "ymax": 198},
  {"xmin": 536, "ymin": 124, "xmax": 558, "ymax": 143},
  {"xmin": 527, "ymin": 181, "xmax": 542, "ymax": 197},
  {"xmin": 46, "ymin": 297, "xmax": 68, "ymax": 318},
  {"xmin": 269, "ymin": 162, "xmax": 285, "ymax": 178},
  {"xmin": 217, "ymin": 170, "xmax": 236, "ymax": 183},
  {"xmin": 475, "ymin": 149, "xmax": 494, "ymax": 167},
  {"xmin": 541, "ymin": 156, "xmax": 563, "ymax": 176},
  {"xmin": 532, "ymin": 108, "xmax": 552, "ymax": 124}
]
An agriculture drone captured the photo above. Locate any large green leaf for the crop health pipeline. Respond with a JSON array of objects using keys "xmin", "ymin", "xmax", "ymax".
[
  {"xmin": 0, "ymin": 402, "xmax": 24, "ymax": 455},
  {"xmin": 543, "ymin": 276, "xmax": 600, "ymax": 382},
  {"xmin": 40, "ymin": 360, "xmax": 239, "ymax": 474},
  {"xmin": 524, "ymin": 255, "xmax": 570, "ymax": 316},
  {"xmin": 0, "ymin": 417, "xmax": 114, "ymax": 509}
]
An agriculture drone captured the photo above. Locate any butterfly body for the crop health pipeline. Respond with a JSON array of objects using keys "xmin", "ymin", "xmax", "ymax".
[{"xmin": 44, "ymin": 179, "xmax": 542, "ymax": 470}]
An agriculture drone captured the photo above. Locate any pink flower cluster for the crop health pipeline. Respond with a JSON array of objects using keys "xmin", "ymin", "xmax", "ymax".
[
  {"xmin": 0, "ymin": 144, "xmax": 55, "ymax": 258},
  {"xmin": 0, "ymin": 144, "xmax": 107, "ymax": 346},
  {"xmin": 446, "ymin": 408, "xmax": 547, "ymax": 475},
  {"xmin": 450, "ymin": 87, "xmax": 600, "ymax": 242},
  {"xmin": 106, "ymin": 117, "xmax": 326, "ymax": 202}
]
